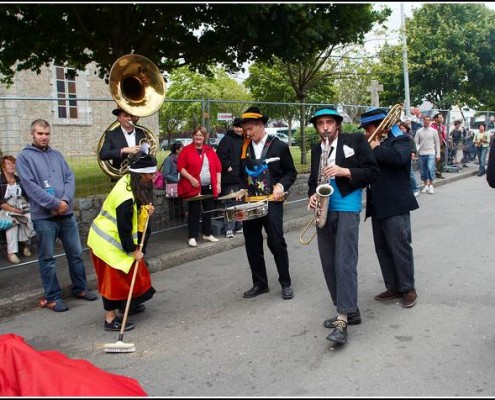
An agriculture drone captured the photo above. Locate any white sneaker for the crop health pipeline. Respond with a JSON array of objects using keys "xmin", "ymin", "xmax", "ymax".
[
  {"xmin": 202, "ymin": 235, "xmax": 219, "ymax": 243},
  {"xmin": 421, "ymin": 185, "xmax": 429, "ymax": 193},
  {"xmin": 188, "ymin": 238, "xmax": 197, "ymax": 247},
  {"xmin": 428, "ymin": 185, "xmax": 435, "ymax": 194},
  {"xmin": 413, "ymin": 191, "xmax": 420, "ymax": 197},
  {"xmin": 225, "ymin": 230, "xmax": 234, "ymax": 238}
]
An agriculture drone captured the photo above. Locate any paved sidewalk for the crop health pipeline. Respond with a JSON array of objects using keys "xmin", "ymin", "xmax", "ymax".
[
  {"xmin": 0, "ymin": 168, "xmax": 492, "ymax": 397},
  {"xmin": 0, "ymin": 164, "xmax": 479, "ymax": 319}
]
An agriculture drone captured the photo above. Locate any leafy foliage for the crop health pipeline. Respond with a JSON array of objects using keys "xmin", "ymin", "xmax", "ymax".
[
  {"xmin": 0, "ymin": 3, "xmax": 389, "ymax": 86},
  {"xmin": 375, "ymin": 3, "xmax": 495, "ymax": 110},
  {"xmin": 159, "ymin": 67, "xmax": 251, "ymax": 138}
]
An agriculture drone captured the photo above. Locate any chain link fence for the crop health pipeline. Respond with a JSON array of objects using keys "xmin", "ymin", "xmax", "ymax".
[{"xmin": 1, "ymin": 96, "xmax": 493, "ymax": 271}]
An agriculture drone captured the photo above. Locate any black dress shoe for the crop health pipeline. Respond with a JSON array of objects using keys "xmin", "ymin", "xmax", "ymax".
[
  {"xmin": 118, "ymin": 303, "xmax": 146, "ymax": 315},
  {"xmin": 324, "ymin": 307, "xmax": 361, "ymax": 328},
  {"xmin": 243, "ymin": 286, "xmax": 269, "ymax": 298},
  {"xmin": 281, "ymin": 286, "xmax": 294, "ymax": 300},
  {"xmin": 326, "ymin": 319, "xmax": 348, "ymax": 345}
]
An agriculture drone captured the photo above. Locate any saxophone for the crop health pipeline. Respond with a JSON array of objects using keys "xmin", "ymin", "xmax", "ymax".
[{"xmin": 299, "ymin": 134, "xmax": 334, "ymax": 245}]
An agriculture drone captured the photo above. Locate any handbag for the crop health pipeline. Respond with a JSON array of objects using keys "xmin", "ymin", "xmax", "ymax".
[
  {"xmin": 153, "ymin": 171, "xmax": 165, "ymax": 190},
  {"xmin": 153, "ymin": 159, "xmax": 167, "ymax": 190},
  {"xmin": 0, "ymin": 210, "xmax": 15, "ymax": 230},
  {"xmin": 165, "ymin": 182, "xmax": 178, "ymax": 198}
]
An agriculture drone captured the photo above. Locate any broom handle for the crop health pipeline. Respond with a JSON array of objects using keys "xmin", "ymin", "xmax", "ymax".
[{"xmin": 118, "ymin": 211, "xmax": 150, "ymax": 342}]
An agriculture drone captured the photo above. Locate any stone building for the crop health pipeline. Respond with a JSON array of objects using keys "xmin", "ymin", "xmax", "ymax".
[{"xmin": 0, "ymin": 62, "xmax": 159, "ymax": 157}]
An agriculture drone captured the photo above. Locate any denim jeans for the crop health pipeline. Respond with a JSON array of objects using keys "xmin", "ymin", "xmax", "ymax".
[
  {"xmin": 33, "ymin": 214, "xmax": 88, "ymax": 301},
  {"xmin": 419, "ymin": 154, "xmax": 436, "ymax": 182},
  {"xmin": 409, "ymin": 159, "xmax": 419, "ymax": 192},
  {"xmin": 476, "ymin": 147, "xmax": 488, "ymax": 175}
]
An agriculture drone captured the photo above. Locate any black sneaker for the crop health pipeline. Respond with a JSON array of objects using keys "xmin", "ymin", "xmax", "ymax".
[
  {"xmin": 104, "ymin": 316, "xmax": 135, "ymax": 332},
  {"xmin": 326, "ymin": 319, "xmax": 348, "ymax": 345},
  {"xmin": 324, "ymin": 308, "xmax": 361, "ymax": 328}
]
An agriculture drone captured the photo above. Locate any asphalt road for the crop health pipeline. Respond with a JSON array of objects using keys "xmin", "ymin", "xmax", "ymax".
[{"xmin": 1, "ymin": 169, "xmax": 494, "ymax": 397}]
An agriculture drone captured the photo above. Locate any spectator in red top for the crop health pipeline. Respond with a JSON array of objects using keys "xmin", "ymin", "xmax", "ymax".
[
  {"xmin": 177, "ymin": 126, "xmax": 222, "ymax": 247},
  {"xmin": 431, "ymin": 111, "xmax": 447, "ymax": 179}
]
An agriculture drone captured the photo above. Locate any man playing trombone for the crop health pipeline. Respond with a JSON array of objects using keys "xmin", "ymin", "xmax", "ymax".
[
  {"xmin": 307, "ymin": 106, "xmax": 377, "ymax": 347},
  {"xmin": 361, "ymin": 107, "xmax": 419, "ymax": 309}
]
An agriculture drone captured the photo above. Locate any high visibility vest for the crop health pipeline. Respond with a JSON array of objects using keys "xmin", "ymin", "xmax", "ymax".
[{"xmin": 87, "ymin": 175, "xmax": 138, "ymax": 274}]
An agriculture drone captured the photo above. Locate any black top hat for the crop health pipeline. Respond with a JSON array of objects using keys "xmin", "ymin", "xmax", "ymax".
[
  {"xmin": 112, "ymin": 106, "xmax": 125, "ymax": 116},
  {"xmin": 128, "ymin": 154, "xmax": 157, "ymax": 174},
  {"xmin": 309, "ymin": 106, "xmax": 343, "ymax": 125},
  {"xmin": 240, "ymin": 107, "xmax": 269, "ymax": 124},
  {"xmin": 233, "ymin": 117, "xmax": 242, "ymax": 127},
  {"xmin": 359, "ymin": 107, "xmax": 389, "ymax": 128}
]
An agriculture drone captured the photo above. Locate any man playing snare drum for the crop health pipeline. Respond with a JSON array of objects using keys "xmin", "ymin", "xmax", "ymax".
[{"xmin": 236, "ymin": 107, "xmax": 297, "ymax": 300}]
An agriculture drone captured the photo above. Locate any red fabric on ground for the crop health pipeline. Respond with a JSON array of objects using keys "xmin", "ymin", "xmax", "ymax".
[{"xmin": 0, "ymin": 333, "xmax": 147, "ymax": 396}]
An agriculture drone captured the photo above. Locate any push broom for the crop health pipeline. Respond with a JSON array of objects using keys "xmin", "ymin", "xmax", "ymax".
[{"xmin": 104, "ymin": 209, "xmax": 150, "ymax": 353}]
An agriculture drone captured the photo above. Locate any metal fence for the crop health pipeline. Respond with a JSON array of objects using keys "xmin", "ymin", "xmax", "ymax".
[{"xmin": 1, "ymin": 96, "xmax": 494, "ymax": 271}]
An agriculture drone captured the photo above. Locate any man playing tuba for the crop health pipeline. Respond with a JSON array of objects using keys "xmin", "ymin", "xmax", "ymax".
[
  {"xmin": 99, "ymin": 106, "xmax": 148, "ymax": 182},
  {"xmin": 307, "ymin": 106, "xmax": 377, "ymax": 348}
]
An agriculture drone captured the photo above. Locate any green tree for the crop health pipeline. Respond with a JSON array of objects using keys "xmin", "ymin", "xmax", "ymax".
[
  {"xmin": 0, "ymin": 3, "xmax": 389, "ymax": 86},
  {"xmin": 245, "ymin": 60, "xmax": 333, "ymax": 149},
  {"xmin": 376, "ymin": 3, "xmax": 495, "ymax": 111},
  {"xmin": 333, "ymin": 47, "xmax": 379, "ymax": 121},
  {"xmin": 159, "ymin": 66, "xmax": 251, "ymax": 140}
]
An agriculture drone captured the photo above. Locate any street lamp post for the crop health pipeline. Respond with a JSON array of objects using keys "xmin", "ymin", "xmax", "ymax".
[{"xmin": 401, "ymin": 3, "xmax": 411, "ymax": 117}]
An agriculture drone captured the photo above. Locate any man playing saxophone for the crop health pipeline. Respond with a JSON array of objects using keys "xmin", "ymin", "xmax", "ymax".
[
  {"xmin": 307, "ymin": 107, "xmax": 377, "ymax": 347},
  {"xmin": 361, "ymin": 107, "xmax": 419, "ymax": 309}
]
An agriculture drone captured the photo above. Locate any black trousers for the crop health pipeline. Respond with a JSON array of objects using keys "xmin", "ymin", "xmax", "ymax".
[
  {"xmin": 242, "ymin": 201, "xmax": 291, "ymax": 289},
  {"xmin": 187, "ymin": 185, "xmax": 214, "ymax": 239}
]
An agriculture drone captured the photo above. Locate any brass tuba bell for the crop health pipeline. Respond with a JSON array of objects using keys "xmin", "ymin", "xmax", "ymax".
[
  {"xmin": 109, "ymin": 53, "xmax": 166, "ymax": 117},
  {"xmin": 98, "ymin": 54, "xmax": 166, "ymax": 180}
]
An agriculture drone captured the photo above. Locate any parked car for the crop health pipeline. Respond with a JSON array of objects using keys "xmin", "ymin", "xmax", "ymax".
[
  {"xmin": 173, "ymin": 138, "xmax": 193, "ymax": 147},
  {"xmin": 275, "ymin": 132, "xmax": 296, "ymax": 145},
  {"xmin": 208, "ymin": 133, "xmax": 225, "ymax": 148}
]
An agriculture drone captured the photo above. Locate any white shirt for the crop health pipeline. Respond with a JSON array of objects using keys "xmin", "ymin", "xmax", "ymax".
[
  {"xmin": 121, "ymin": 127, "xmax": 136, "ymax": 147},
  {"xmin": 321, "ymin": 136, "xmax": 338, "ymax": 167},
  {"xmin": 251, "ymin": 134, "xmax": 268, "ymax": 160}
]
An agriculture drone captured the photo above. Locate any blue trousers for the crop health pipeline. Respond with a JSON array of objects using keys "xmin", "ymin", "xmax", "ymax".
[{"xmin": 33, "ymin": 215, "xmax": 88, "ymax": 301}]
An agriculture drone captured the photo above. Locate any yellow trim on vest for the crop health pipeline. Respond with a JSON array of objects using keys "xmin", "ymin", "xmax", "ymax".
[{"xmin": 87, "ymin": 175, "xmax": 138, "ymax": 274}]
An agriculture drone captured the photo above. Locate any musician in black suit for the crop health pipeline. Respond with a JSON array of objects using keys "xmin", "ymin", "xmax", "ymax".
[
  {"xmin": 99, "ymin": 106, "xmax": 146, "ymax": 181},
  {"xmin": 362, "ymin": 108, "xmax": 419, "ymax": 310},
  {"xmin": 237, "ymin": 107, "xmax": 297, "ymax": 300},
  {"xmin": 307, "ymin": 106, "xmax": 378, "ymax": 347}
]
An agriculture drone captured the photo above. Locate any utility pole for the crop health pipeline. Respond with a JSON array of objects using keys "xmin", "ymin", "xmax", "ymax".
[{"xmin": 401, "ymin": 3, "xmax": 411, "ymax": 117}]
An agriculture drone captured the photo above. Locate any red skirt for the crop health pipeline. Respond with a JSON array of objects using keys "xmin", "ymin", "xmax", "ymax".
[{"xmin": 90, "ymin": 250, "xmax": 153, "ymax": 301}]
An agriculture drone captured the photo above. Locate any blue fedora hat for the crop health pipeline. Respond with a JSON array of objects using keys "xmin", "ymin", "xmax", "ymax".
[{"xmin": 309, "ymin": 106, "xmax": 343, "ymax": 124}]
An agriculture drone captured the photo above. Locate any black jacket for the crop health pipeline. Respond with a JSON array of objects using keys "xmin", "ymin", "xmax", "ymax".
[
  {"xmin": 365, "ymin": 133, "xmax": 419, "ymax": 220},
  {"xmin": 216, "ymin": 130, "xmax": 244, "ymax": 185},
  {"xmin": 308, "ymin": 132, "xmax": 378, "ymax": 198},
  {"xmin": 486, "ymin": 138, "xmax": 495, "ymax": 188},
  {"xmin": 240, "ymin": 135, "xmax": 297, "ymax": 193},
  {"xmin": 99, "ymin": 126, "xmax": 146, "ymax": 170}
]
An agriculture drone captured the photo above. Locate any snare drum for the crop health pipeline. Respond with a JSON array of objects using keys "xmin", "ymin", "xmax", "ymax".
[{"xmin": 225, "ymin": 201, "xmax": 268, "ymax": 222}]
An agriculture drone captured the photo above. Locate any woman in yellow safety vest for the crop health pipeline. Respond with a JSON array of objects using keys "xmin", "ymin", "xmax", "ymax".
[{"xmin": 87, "ymin": 154, "xmax": 156, "ymax": 332}]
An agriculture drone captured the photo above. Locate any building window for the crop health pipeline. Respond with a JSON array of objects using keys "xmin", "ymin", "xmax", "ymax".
[{"xmin": 55, "ymin": 66, "xmax": 78, "ymax": 119}]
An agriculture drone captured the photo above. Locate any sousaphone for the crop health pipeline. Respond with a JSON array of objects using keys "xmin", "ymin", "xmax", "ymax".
[{"xmin": 98, "ymin": 54, "xmax": 166, "ymax": 179}]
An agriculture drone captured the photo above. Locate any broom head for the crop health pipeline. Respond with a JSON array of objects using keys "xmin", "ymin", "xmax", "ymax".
[{"xmin": 104, "ymin": 340, "xmax": 136, "ymax": 353}]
